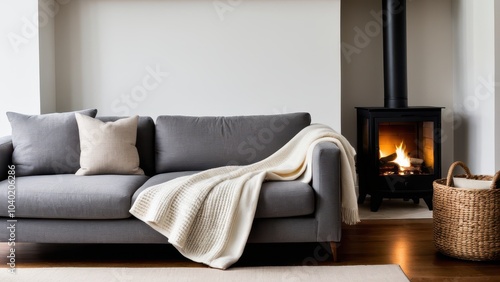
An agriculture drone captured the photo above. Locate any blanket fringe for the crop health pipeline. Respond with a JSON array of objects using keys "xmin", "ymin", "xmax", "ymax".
[{"xmin": 342, "ymin": 207, "xmax": 361, "ymax": 225}]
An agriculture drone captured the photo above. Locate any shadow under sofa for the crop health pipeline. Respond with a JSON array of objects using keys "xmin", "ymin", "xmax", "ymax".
[{"xmin": 0, "ymin": 112, "xmax": 342, "ymax": 261}]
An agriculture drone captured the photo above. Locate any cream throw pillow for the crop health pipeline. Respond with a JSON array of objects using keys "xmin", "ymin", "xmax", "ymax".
[{"xmin": 75, "ymin": 113, "xmax": 144, "ymax": 175}]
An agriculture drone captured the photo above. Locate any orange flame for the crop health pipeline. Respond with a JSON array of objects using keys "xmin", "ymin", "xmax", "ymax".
[{"xmin": 393, "ymin": 141, "xmax": 411, "ymax": 170}]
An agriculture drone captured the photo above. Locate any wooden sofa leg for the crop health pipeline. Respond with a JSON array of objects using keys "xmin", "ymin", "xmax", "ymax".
[{"xmin": 330, "ymin": 242, "xmax": 339, "ymax": 262}]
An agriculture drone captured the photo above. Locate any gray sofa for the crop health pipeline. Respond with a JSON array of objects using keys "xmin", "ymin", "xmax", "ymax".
[{"xmin": 0, "ymin": 112, "xmax": 342, "ymax": 261}]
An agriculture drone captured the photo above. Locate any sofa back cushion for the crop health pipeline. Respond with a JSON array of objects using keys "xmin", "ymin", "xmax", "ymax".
[
  {"xmin": 97, "ymin": 116, "xmax": 156, "ymax": 176},
  {"xmin": 155, "ymin": 113, "xmax": 311, "ymax": 173}
]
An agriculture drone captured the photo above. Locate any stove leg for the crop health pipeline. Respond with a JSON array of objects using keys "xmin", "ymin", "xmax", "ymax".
[
  {"xmin": 358, "ymin": 193, "xmax": 367, "ymax": 204},
  {"xmin": 423, "ymin": 196, "xmax": 433, "ymax": 210},
  {"xmin": 370, "ymin": 195, "xmax": 383, "ymax": 212}
]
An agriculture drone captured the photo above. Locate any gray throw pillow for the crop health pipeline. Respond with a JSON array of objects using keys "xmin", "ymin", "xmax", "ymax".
[{"xmin": 7, "ymin": 109, "xmax": 98, "ymax": 176}]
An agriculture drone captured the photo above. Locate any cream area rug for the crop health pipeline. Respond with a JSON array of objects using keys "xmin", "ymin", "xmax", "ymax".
[{"xmin": 2, "ymin": 265, "xmax": 409, "ymax": 282}]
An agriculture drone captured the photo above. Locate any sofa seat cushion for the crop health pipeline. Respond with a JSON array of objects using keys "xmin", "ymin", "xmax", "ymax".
[
  {"xmin": 0, "ymin": 174, "xmax": 149, "ymax": 219},
  {"xmin": 132, "ymin": 172, "xmax": 315, "ymax": 219}
]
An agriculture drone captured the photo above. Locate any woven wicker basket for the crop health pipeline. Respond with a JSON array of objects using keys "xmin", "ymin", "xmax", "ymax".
[{"xmin": 433, "ymin": 161, "xmax": 500, "ymax": 261}]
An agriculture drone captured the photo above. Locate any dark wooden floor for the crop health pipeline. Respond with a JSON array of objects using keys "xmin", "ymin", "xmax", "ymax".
[{"xmin": 1, "ymin": 219, "xmax": 499, "ymax": 281}]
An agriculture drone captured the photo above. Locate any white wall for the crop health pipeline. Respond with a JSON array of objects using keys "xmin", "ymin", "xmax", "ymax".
[
  {"xmin": 452, "ymin": 0, "xmax": 496, "ymax": 174},
  {"xmin": 3, "ymin": 0, "xmax": 496, "ymax": 175},
  {"xmin": 495, "ymin": 1, "xmax": 500, "ymax": 171},
  {"xmin": 39, "ymin": 0, "xmax": 57, "ymax": 114},
  {"xmin": 54, "ymin": 0, "xmax": 342, "ymax": 130},
  {"xmin": 341, "ymin": 0, "xmax": 454, "ymax": 172},
  {"xmin": 0, "ymin": 0, "xmax": 41, "ymax": 136},
  {"xmin": 341, "ymin": 0, "xmax": 384, "ymax": 140},
  {"xmin": 407, "ymin": 0, "xmax": 454, "ymax": 173}
]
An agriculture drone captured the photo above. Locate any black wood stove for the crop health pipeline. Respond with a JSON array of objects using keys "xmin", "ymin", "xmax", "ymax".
[
  {"xmin": 356, "ymin": 0, "xmax": 442, "ymax": 211},
  {"xmin": 356, "ymin": 107, "xmax": 442, "ymax": 211}
]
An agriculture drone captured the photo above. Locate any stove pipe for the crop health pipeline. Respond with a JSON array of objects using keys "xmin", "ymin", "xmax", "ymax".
[{"xmin": 383, "ymin": 0, "xmax": 407, "ymax": 108}]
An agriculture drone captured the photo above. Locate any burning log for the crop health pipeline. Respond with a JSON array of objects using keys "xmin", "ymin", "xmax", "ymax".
[
  {"xmin": 378, "ymin": 141, "xmax": 429, "ymax": 175},
  {"xmin": 380, "ymin": 153, "xmax": 397, "ymax": 164},
  {"xmin": 380, "ymin": 162, "xmax": 400, "ymax": 175}
]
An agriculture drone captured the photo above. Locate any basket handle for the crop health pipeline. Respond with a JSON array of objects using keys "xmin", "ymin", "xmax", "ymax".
[
  {"xmin": 446, "ymin": 161, "xmax": 472, "ymax": 187},
  {"xmin": 491, "ymin": 171, "xmax": 500, "ymax": 189}
]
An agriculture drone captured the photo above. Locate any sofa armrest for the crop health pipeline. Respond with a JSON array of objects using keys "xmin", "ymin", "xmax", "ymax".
[
  {"xmin": 0, "ymin": 136, "xmax": 13, "ymax": 181},
  {"xmin": 311, "ymin": 141, "xmax": 342, "ymax": 243}
]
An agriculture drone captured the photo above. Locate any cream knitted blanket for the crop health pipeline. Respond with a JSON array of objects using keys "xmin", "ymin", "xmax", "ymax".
[{"xmin": 130, "ymin": 124, "xmax": 358, "ymax": 269}]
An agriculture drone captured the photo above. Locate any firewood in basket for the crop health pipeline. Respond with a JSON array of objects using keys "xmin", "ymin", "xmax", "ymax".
[{"xmin": 380, "ymin": 153, "xmax": 397, "ymax": 164}]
